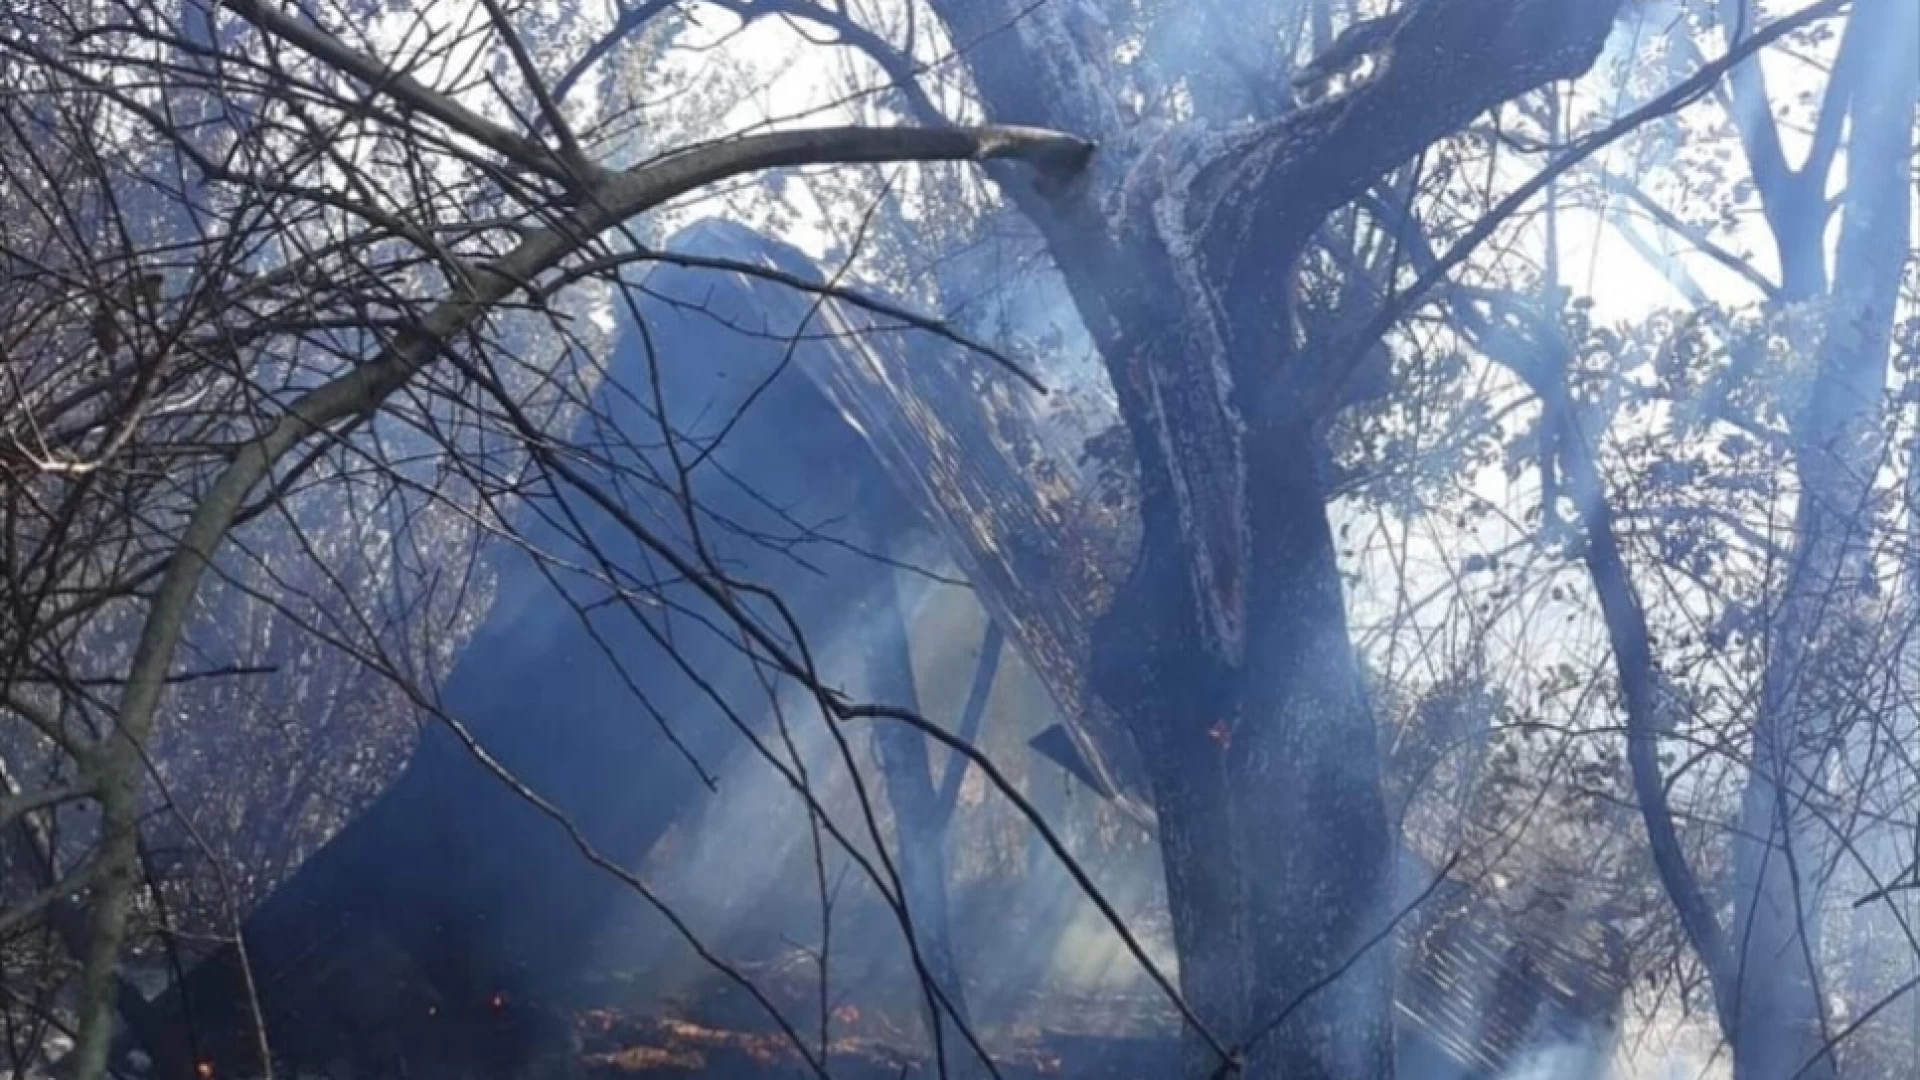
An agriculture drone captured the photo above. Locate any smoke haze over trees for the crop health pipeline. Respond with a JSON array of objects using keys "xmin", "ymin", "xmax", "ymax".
[{"xmin": 0, "ymin": 2, "xmax": 1916, "ymax": 1079}]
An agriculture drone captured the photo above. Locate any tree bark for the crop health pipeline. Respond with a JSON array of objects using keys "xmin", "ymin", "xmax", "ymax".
[
  {"xmin": 906, "ymin": 4, "xmax": 1624, "ymax": 1074},
  {"xmin": 1728, "ymin": 5, "xmax": 1918, "ymax": 1075}
]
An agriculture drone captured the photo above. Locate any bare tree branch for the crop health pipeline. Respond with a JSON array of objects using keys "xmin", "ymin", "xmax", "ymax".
[{"xmin": 67, "ymin": 118, "xmax": 1088, "ymax": 1080}]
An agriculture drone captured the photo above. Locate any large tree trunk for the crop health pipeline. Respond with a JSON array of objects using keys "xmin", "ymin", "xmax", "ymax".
[
  {"xmin": 900, "ymin": 3, "xmax": 1626, "ymax": 1075},
  {"xmin": 1092, "ymin": 430, "xmax": 1394, "ymax": 1078},
  {"xmin": 1238, "ymin": 426, "xmax": 1397, "ymax": 1078},
  {"xmin": 1727, "ymin": 5, "xmax": 1918, "ymax": 1075}
]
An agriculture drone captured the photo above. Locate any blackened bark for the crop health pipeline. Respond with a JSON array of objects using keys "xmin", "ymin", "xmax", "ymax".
[
  {"xmin": 1236, "ymin": 425, "xmax": 1395, "ymax": 1079},
  {"xmin": 1090, "ymin": 498, "xmax": 1246, "ymax": 1074},
  {"xmin": 1090, "ymin": 418, "xmax": 1393, "ymax": 1079}
]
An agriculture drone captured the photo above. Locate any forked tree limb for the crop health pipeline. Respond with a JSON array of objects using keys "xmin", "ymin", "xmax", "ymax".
[{"xmin": 1302, "ymin": 0, "xmax": 1851, "ymax": 427}]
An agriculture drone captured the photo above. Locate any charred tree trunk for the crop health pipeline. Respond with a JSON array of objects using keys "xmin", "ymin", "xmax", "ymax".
[
  {"xmin": 906, "ymin": 3, "xmax": 1626, "ymax": 1075},
  {"xmin": 1090, "ymin": 338, "xmax": 1394, "ymax": 1078}
]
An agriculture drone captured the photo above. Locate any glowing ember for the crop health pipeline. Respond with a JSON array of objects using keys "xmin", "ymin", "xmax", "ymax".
[
  {"xmin": 491, "ymin": 992, "xmax": 506, "ymax": 1011},
  {"xmin": 583, "ymin": 1046, "xmax": 707, "ymax": 1071},
  {"xmin": 194, "ymin": 1062, "xmax": 214, "ymax": 1080},
  {"xmin": 569, "ymin": 1005, "xmax": 1144, "ymax": 1077}
]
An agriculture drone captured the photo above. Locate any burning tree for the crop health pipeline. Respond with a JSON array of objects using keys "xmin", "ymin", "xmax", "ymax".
[{"xmin": 4, "ymin": 2, "xmax": 1916, "ymax": 1080}]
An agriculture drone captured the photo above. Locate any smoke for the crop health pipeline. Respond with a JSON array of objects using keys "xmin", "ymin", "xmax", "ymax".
[
  {"xmin": 612, "ymin": 560, "xmax": 1176, "ymax": 1019},
  {"xmin": 1494, "ymin": 1032, "xmax": 1612, "ymax": 1080}
]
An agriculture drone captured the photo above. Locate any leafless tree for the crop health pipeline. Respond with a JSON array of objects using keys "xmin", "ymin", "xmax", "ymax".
[
  {"xmin": 0, "ymin": 3, "xmax": 1087, "ymax": 1077},
  {"xmin": 5, "ymin": 3, "xmax": 1914, "ymax": 1080}
]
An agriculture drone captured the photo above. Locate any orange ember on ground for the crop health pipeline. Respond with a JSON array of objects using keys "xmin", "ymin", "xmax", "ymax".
[
  {"xmin": 582, "ymin": 1046, "xmax": 707, "ymax": 1072},
  {"xmin": 658, "ymin": 1018, "xmax": 784, "ymax": 1064},
  {"xmin": 570, "ymin": 994, "xmax": 1163, "ymax": 1077}
]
